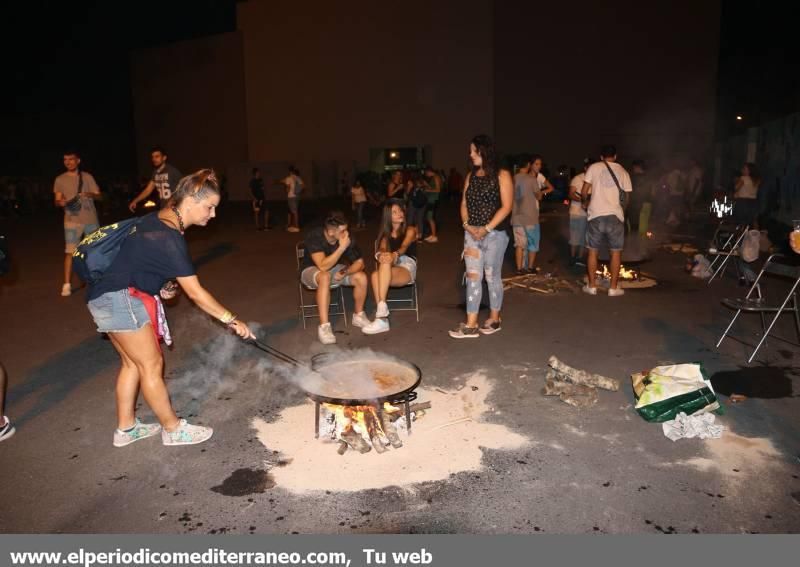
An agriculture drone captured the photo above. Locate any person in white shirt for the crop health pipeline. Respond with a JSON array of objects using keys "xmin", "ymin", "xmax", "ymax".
[
  {"xmin": 580, "ymin": 145, "xmax": 632, "ymax": 296},
  {"xmin": 283, "ymin": 166, "xmax": 303, "ymax": 232},
  {"xmin": 568, "ymin": 159, "xmax": 590, "ymax": 266},
  {"xmin": 733, "ymin": 162, "xmax": 760, "ymax": 227}
]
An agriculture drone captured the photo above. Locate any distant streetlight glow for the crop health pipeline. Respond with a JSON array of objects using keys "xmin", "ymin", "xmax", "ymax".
[
  {"xmin": 736, "ymin": 115, "xmax": 743, "ymax": 121},
  {"xmin": 389, "ymin": 151, "xmax": 399, "ymax": 159}
]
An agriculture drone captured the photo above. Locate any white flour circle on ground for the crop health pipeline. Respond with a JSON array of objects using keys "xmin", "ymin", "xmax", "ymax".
[{"xmin": 251, "ymin": 371, "xmax": 529, "ymax": 494}]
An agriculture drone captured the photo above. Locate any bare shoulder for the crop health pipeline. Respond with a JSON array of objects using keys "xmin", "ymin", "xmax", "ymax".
[{"xmin": 498, "ymin": 169, "xmax": 513, "ymax": 182}]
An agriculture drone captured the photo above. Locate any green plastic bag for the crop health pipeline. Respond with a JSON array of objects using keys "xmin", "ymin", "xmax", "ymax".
[{"xmin": 631, "ymin": 363, "xmax": 720, "ymax": 423}]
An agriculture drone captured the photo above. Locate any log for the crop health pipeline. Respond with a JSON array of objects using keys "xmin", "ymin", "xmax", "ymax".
[
  {"xmin": 388, "ymin": 401, "xmax": 432, "ymax": 421},
  {"xmin": 340, "ymin": 429, "xmax": 371, "ymax": 454},
  {"xmin": 378, "ymin": 412, "xmax": 403, "ymax": 449},
  {"xmin": 547, "ymin": 356, "xmax": 620, "ymax": 391},
  {"xmin": 560, "ymin": 388, "xmax": 599, "ymax": 408},
  {"xmin": 542, "ymin": 378, "xmax": 594, "ymax": 398},
  {"xmin": 337, "ymin": 441, "xmax": 348, "ymax": 455}
]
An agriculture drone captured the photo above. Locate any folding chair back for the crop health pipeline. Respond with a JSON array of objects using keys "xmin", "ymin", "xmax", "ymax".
[
  {"xmin": 707, "ymin": 222, "xmax": 749, "ymax": 284},
  {"xmin": 717, "ymin": 254, "xmax": 800, "ymax": 362},
  {"xmin": 374, "ymin": 238, "xmax": 420, "ymax": 322},
  {"xmin": 296, "ymin": 242, "xmax": 347, "ymax": 329}
]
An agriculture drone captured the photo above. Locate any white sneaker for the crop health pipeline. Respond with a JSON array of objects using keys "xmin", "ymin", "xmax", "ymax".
[
  {"xmin": 582, "ymin": 284, "xmax": 597, "ymax": 296},
  {"xmin": 162, "ymin": 419, "xmax": 213, "ymax": 446},
  {"xmin": 113, "ymin": 418, "xmax": 162, "ymax": 447},
  {"xmin": 608, "ymin": 287, "xmax": 625, "ymax": 297},
  {"xmin": 375, "ymin": 301, "xmax": 389, "ymax": 318},
  {"xmin": 362, "ymin": 318, "xmax": 390, "ymax": 335},
  {"xmin": 318, "ymin": 322, "xmax": 336, "ymax": 344},
  {"xmin": 61, "ymin": 283, "xmax": 72, "ymax": 297},
  {"xmin": 351, "ymin": 311, "xmax": 370, "ymax": 328},
  {"xmin": 287, "ymin": 226, "xmax": 300, "ymax": 233},
  {"xmin": 0, "ymin": 416, "xmax": 15, "ymax": 443},
  {"xmin": 424, "ymin": 235, "xmax": 438, "ymax": 243}
]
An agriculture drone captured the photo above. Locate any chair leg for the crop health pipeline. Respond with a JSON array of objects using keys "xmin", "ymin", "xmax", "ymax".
[
  {"xmin": 748, "ymin": 286, "xmax": 800, "ymax": 363},
  {"xmin": 413, "ymin": 282, "xmax": 420, "ymax": 322},
  {"xmin": 717, "ymin": 309, "xmax": 743, "ymax": 347},
  {"xmin": 793, "ymin": 294, "xmax": 800, "ymax": 344},
  {"xmin": 340, "ymin": 286, "xmax": 348, "ymax": 326},
  {"xmin": 298, "ymin": 284, "xmax": 307, "ymax": 329}
]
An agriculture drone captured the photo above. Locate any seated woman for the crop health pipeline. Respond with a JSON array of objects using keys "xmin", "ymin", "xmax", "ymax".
[
  {"xmin": 362, "ymin": 199, "xmax": 417, "ymax": 335},
  {"xmin": 85, "ymin": 169, "xmax": 254, "ymax": 448}
]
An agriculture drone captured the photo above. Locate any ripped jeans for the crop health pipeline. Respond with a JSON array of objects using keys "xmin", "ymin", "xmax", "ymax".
[{"xmin": 463, "ymin": 229, "xmax": 509, "ymax": 314}]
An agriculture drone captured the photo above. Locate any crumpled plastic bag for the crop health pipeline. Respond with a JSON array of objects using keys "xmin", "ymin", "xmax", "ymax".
[
  {"xmin": 690, "ymin": 254, "xmax": 712, "ymax": 279},
  {"xmin": 662, "ymin": 412, "xmax": 725, "ymax": 441},
  {"xmin": 741, "ymin": 229, "xmax": 760, "ymax": 262}
]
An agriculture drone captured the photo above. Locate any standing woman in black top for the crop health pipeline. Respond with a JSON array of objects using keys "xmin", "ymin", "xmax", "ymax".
[
  {"xmin": 86, "ymin": 170, "xmax": 254, "ymax": 448},
  {"xmin": 450, "ymin": 135, "xmax": 513, "ymax": 339}
]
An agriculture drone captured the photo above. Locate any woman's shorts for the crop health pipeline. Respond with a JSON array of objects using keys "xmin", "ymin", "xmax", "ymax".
[
  {"xmin": 569, "ymin": 215, "xmax": 588, "ymax": 246},
  {"xmin": 395, "ymin": 255, "xmax": 417, "ymax": 282},
  {"xmin": 513, "ymin": 225, "xmax": 540, "ymax": 252},
  {"xmin": 87, "ymin": 289, "xmax": 150, "ymax": 333}
]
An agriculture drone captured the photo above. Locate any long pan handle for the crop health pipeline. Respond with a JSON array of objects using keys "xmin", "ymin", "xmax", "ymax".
[{"xmin": 248, "ymin": 338, "xmax": 304, "ymax": 368}]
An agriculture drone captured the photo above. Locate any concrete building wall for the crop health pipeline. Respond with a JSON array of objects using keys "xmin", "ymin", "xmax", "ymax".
[
  {"xmin": 236, "ymin": 0, "xmax": 494, "ymax": 174},
  {"xmin": 130, "ymin": 32, "xmax": 249, "ymax": 183},
  {"xmin": 494, "ymin": 0, "xmax": 721, "ymax": 168}
]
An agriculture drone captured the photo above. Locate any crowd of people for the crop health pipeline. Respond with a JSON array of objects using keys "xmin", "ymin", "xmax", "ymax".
[{"xmin": 0, "ymin": 132, "xmax": 789, "ymax": 449}]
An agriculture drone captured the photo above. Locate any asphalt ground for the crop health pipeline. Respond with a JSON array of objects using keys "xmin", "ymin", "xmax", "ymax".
[{"xmin": 0, "ymin": 199, "xmax": 798, "ymax": 534}]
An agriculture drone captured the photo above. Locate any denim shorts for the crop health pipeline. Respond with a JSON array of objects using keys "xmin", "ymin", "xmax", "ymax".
[
  {"xmin": 395, "ymin": 255, "xmax": 417, "ymax": 282},
  {"xmin": 512, "ymin": 225, "xmax": 540, "ymax": 252},
  {"xmin": 300, "ymin": 264, "xmax": 355, "ymax": 289},
  {"xmin": 87, "ymin": 289, "xmax": 150, "ymax": 333},
  {"xmin": 587, "ymin": 214, "xmax": 625, "ymax": 251},
  {"xmin": 64, "ymin": 221, "xmax": 99, "ymax": 254},
  {"xmin": 569, "ymin": 215, "xmax": 588, "ymax": 246}
]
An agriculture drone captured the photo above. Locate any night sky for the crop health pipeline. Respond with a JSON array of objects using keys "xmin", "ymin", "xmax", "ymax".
[{"xmin": 1, "ymin": 1, "xmax": 796, "ymax": 178}]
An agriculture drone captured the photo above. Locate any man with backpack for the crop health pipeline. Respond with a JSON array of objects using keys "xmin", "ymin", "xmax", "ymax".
[
  {"xmin": 580, "ymin": 145, "xmax": 632, "ymax": 297},
  {"xmin": 53, "ymin": 150, "xmax": 102, "ymax": 296}
]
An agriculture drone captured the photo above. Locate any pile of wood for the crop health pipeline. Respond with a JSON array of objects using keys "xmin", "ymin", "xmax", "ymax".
[
  {"xmin": 335, "ymin": 401, "xmax": 431, "ymax": 456},
  {"xmin": 502, "ymin": 272, "xmax": 579, "ymax": 294},
  {"xmin": 542, "ymin": 356, "xmax": 620, "ymax": 408}
]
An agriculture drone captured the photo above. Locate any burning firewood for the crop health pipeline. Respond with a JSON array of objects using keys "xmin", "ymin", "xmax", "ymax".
[
  {"xmin": 340, "ymin": 429, "xmax": 371, "ymax": 454},
  {"xmin": 378, "ymin": 412, "xmax": 403, "ymax": 449},
  {"xmin": 547, "ymin": 356, "xmax": 620, "ymax": 391}
]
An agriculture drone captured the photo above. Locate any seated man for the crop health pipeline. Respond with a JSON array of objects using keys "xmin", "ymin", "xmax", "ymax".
[{"xmin": 301, "ymin": 211, "xmax": 369, "ymax": 344}]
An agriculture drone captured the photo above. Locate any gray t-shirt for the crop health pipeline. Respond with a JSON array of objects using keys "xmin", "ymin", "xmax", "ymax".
[
  {"xmin": 512, "ymin": 173, "xmax": 540, "ymax": 226},
  {"xmin": 53, "ymin": 171, "xmax": 100, "ymax": 225}
]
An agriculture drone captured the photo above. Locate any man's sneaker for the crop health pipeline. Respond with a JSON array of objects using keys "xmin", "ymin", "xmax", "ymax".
[
  {"xmin": 575, "ymin": 259, "xmax": 586, "ymax": 267},
  {"xmin": 582, "ymin": 284, "xmax": 597, "ymax": 296},
  {"xmin": 362, "ymin": 318, "xmax": 390, "ymax": 335},
  {"xmin": 448, "ymin": 323, "xmax": 480, "ymax": 339},
  {"xmin": 61, "ymin": 283, "xmax": 72, "ymax": 297},
  {"xmin": 375, "ymin": 301, "xmax": 390, "ymax": 318},
  {"xmin": 162, "ymin": 419, "xmax": 213, "ymax": 446},
  {"xmin": 424, "ymin": 235, "xmax": 439, "ymax": 243},
  {"xmin": 318, "ymin": 323, "xmax": 336, "ymax": 344},
  {"xmin": 608, "ymin": 287, "xmax": 625, "ymax": 297},
  {"xmin": 113, "ymin": 418, "xmax": 162, "ymax": 447},
  {"xmin": 479, "ymin": 319, "xmax": 502, "ymax": 335},
  {"xmin": 0, "ymin": 416, "xmax": 15, "ymax": 443},
  {"xmin": 352, "ymin": 311, "xmax": 370, "ymax": 328}
]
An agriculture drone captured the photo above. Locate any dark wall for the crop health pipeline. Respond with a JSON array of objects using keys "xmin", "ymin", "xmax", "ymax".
[
  {"xmin": 130, "ymin": 32, "xmax": 248, "ymax": 178},
  {"xmin": 494, "ymin": 0, "xmax": 721, "ymax": 168},
  {"xmin": 237, "ymin": 0, "xmax": 494, "ymax": 173}
]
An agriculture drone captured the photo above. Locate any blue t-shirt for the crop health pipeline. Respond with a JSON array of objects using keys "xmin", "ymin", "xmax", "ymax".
[{"xmin": 87, "ymin": 213, "xmax": 195, "ymax": 301}]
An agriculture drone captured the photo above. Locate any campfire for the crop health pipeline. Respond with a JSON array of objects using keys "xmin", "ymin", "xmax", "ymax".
[
  {"xmin": 596, "ymin": 263, "xmax": 640, "ymax": 281},
  {"xmin": 320, "ymin": 401, "xmax": 430, "ymax": 455},
  {"xmin": 300, "ymin": 354, "xmax": 429, "ymax": 456}
]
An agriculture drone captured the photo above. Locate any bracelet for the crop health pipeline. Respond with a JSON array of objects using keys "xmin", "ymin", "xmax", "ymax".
[
  {"xmin": 462, "ymin": 221, "xmax": 469, "ymax": 228},
  {"xmin": 485, "ymin": 225, "xmax": 493, "ymax": 233},
  {"xmin": 219, "ymin": 310, "xmax": 237, "ymax": 325}
]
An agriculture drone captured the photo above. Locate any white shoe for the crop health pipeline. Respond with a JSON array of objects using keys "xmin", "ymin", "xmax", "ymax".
[
  {"xmin": 61, "ymin": 283, "xmax": 72, "ymax": 297},
  {"xmin": 161, "ymin": 419, "xmax": 213, "ymax": 446},
  {"xmin": 0, "ymin": 416, "xmax": 15, "ymax": 443},
  {"xmin": 318, "ymin": 322, "xmax": 336, "ymax": 344},
  {"xmin": 582, "ymin": 284, "xmax": 597, "ymax": 296},
  {"xmin": 113, "ymin": 419, "xmax": 162, "ymax": 447},
  {"xmin": 362, "ymin": 318, "xmax": 390, "ymax": 335},
  {"xmin": 351, "ymin": 311, "xmax": 370, "ymax": 328},
  {"xmin": 375, "ymin": 301, "xmax": 389, "ymax": 318},
  {"xmin": 608, "ymin": 287, "xmax": 625, "ymax": 297},
  {"xmin": 424, "ymin": 235, "xmax": 439, "ymax": 243},
  {"xmin": 287, "ymin": 226, "xmax": 300, "ymax": 233}
]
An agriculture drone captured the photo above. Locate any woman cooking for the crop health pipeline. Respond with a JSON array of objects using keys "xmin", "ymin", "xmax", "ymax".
[{"xmin": 85, "ymin": 169, "xmax": 254, "ymax": 448}]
